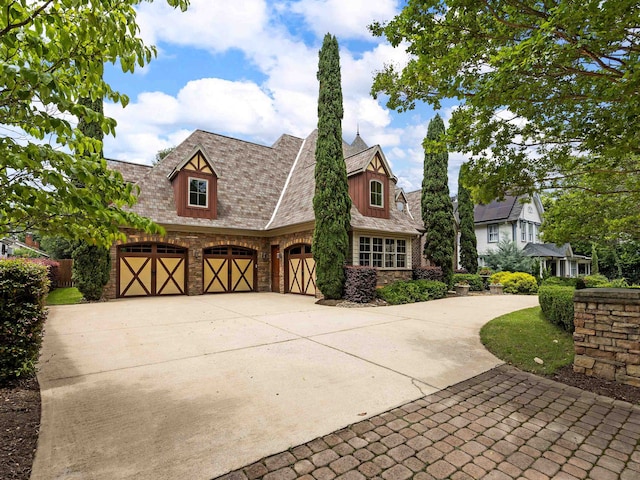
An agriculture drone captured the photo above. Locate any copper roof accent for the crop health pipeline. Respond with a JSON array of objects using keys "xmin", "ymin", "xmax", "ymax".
[{"xmin": 108, "ymin": 129, "xmax": 420, "ymax": 236}]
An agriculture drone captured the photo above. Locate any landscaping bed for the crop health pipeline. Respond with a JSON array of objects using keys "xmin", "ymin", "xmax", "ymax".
[{"xmin": 0, "ymin": 376, "xmax": 40, "ymax": 480}]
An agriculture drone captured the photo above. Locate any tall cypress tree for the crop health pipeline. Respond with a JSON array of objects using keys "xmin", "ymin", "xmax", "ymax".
[
  {"xmin": 457, "ymin": 164, "xmax": 478, "ymax": 273},
  {"xmin": 312, "ymin": 34, "xmax": 351, "ymax": 299},
  {"xmin": 72, "ymin": 92, "xmax": 111, "ymax": 300},
  {"xmin": 422, "ymin": 115, "xmax": 455, "ymax": 286}
]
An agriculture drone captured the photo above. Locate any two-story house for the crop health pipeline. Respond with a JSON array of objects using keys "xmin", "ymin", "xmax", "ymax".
[{"xmin": 105, "ymin": 129, "xmax": 420, "ymax": 299}]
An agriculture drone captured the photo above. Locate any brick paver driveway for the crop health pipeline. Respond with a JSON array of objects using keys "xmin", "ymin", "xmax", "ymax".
[{"xmin": 218, "ymin": 366, "xmax": 640, "ymax": 480}]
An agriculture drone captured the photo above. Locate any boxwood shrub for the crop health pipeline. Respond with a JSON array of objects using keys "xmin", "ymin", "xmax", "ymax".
[
  {"xmin": 452, "ymin": 273, "xmax": 484, "ymax": 291},
  {"xmin": 343, "ymin": 266, "xmax": 377, "ymax": 303},
  {"xmin": 377, "ymin": 279, "xmax": 447, "ymax": 305},
  {"xmin": 0, "ymin": 259, "xmax": 50, "ymax": 383},
  {"xmin": 538, "ymin": 285, "xmax": 575, "ymax": 332}
]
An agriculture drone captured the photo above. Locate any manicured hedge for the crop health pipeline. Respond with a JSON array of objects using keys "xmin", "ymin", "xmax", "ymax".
[
  {"xmin": 343, "ymin": 266, "xmax": 377, "ymax": 303},
  {"xmin": 413, "ymin": 266, "xmax": 444, "ymax": 282},
  {"xmin": 0, "ymin": 259, "xmax": 50, "ymax": 383},
  {"xmin": 452, "ymin": 273, "xmax": 484, "ymax": 291},
  {"xmin": 377, "ymin": 280, "xmax": 448, "ymax": 305},
  {"xmin": 538, "ymin": 285, "xmax": 575, "ymax": 332},
  {"xmin": 489, "ymin": 271, "xmax": 538, "ymax": 294},
  {"xmin": 542, "ymin": 277, "xmax": 578, "ymax": 287}
]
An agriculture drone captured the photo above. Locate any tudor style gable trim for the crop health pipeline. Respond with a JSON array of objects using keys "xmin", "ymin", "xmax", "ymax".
[
  {"xmin": 168, "ymin": 146, "xmax": 218, "ymax": 220},
  {"xmin": 347, "ymin": 150, "xmax": 393, "ymax": 220}
]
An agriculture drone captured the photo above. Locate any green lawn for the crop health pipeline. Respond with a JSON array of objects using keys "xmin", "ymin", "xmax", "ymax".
[
  {"xmin": 480, "ymin": 306, "xmax": 574, "ymax": 375},
  {"xmin": 46, "ymin": 287, "xmax": 83, "ymax": 305}
]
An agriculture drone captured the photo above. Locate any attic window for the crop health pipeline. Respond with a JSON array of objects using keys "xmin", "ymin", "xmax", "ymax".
[
  {"xmin": 189, "ymin": 178, "xmax": 208, "ymax": 207},
  {"xmin": 397, "ymin": 201, "xmax": 404, "ymax": 212},
  {"xmin": 370, "ymin": 180, "xmax": 383, "ymax": 207}
]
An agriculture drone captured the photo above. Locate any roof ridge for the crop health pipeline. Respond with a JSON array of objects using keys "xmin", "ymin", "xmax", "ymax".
[{"xmin": 193, "ymin": 129, "xmax": 302, "ymax": 149}]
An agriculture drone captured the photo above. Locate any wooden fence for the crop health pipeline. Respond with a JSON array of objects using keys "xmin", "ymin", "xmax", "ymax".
[{"xmin": 55, "ymin": 259, "xmax": 74, "ymax": 287}]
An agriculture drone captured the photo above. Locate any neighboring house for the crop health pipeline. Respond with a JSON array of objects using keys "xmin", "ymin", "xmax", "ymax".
[
  {"xmin": 0, "ymin": 235, "xmax": 49, "ymax": 259},
  {"xmin": 473, "ymin": 195, "xmax": 590, "ymax": 277},
  {"xmin": 105, "ymin": 130, "xmax": 420, "ymax": 299},
  {"xmin": 405, "ymin": 192, "xmax": 590, "ymax": 277}
]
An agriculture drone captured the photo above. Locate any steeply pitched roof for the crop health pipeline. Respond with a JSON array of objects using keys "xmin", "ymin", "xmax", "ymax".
[
  {"xmin": 106, "ymin": 158, "xmax": 152, "ymax": 184},
  {"xmin": 349, "ymin": 133, "xmax": 369, "ymax": 155},
  {"xmin": 474, "ymin": 196, "xmax": 523, "ymax": 224},
  {"xmin": 110, "ymin": 129, "xmax": 419, "ymax": 236},
  {"xmin": 111, "ymin": 130, "xmax": 302, "ymax": 231},
  {"xmin": 404, "ymin": 190, "xmax": 425, "ymax": 231},
  {"xmin": 344, "ymin": 145, "xmax": 391, "ymax": 177}
]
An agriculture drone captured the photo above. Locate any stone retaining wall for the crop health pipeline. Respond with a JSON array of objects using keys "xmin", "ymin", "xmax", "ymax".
[{"xmin": 573, "ymin": 288, "xmax": 640, "ymax": 387}]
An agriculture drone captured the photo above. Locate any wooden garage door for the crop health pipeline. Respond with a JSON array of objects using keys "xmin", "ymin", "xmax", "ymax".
[
  {"xmin": 118, "ymin": 244, "xmax": 187, "ymax": 297},
  {"xmin": 286, "ymin": 245, "xmax": 316, "ymax": 296},
  {"xmin": 203, "ymin": 246, "xmax": 256, "ymax": 293}
]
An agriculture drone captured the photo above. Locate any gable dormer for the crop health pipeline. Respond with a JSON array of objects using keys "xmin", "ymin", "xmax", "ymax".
[
  {"xmin": 168, "ymin": 147, "xmax": 218, "ymax": 219},
  {"xmin": 346, "ymin": 147, "xmax": 393, "ymax": 220}
]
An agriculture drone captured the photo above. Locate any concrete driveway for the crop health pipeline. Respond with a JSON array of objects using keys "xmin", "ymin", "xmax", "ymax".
[{"xmin": 32, "ymin": 293, "xmax": 538, "ymax": 480}]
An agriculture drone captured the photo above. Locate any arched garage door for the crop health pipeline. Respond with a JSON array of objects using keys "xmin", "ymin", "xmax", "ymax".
[
  {"xmin": 286, "ymin": 244, "xmax": 316, "ymax": 296},
  {"xmin": 203, "ymin": 246, "xmax": 257, "ymax": 293},
  {"xmin": 117, "ymin": 243, "xmax": 187, "ymax": 297}
]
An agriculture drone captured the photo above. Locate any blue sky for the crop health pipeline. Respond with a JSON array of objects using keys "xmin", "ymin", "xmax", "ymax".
[{"xmin": 103, "ymin": 0, "xmax": 466, "ymax": 193}]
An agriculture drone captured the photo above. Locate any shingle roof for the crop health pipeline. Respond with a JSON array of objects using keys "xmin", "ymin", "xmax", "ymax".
[
  {"xmin": 474, "ymin": 196, "xmax": 524, "ymax": 224},
  {"xmin": 349, "ymin": 133, "xmax": 369, "ymax": 155},
  {"xmin": 110, "ymin": 130, "xmax": 302, "ymax": 231},
  {"xmin": 404, "ymin": 190, "xmax": 425, "ymax": 231},
  {"xmin": 106, "ymin": 158, "xmax": 152, "ymax": 184},
  {"xmin": 109, "ymin": 129, "xmax": 419, "ymax": 236}
]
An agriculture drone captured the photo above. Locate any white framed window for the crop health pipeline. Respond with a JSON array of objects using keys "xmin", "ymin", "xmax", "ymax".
[
  {"xmin": 359, "ymin": 237, "xmax": 407, "ymax": 268},
  {"xmin": 528, "ymin": 222, "xmax": 534, "ymax": 242},
  {"xmin": 188, "ymin": 178, "xmax": 208, "ymax": 207},
  {"xmin": 521, "ymin": 220, "xmax": 527, "ymax": 242},
  {"xmin": 370, "ymin": 180, "xmax": 383, "ymax": 207},
  {"xmin": 488, "ymin": 224, "xmax": 499, "ymax": 243}
]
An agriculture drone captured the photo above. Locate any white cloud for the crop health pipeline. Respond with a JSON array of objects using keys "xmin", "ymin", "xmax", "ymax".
[{"xmin": 290, "ymin": 0, "xmax": 399, "ymax": 40}]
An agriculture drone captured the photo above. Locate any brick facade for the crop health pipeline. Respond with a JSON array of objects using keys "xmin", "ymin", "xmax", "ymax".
[{"xmin": 573, "ymin": 288, "xmax": 640, "ymax": 387}]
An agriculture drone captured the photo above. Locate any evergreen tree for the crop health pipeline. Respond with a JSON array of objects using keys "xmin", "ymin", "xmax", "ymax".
[
  {"xmin": 422, "ymin": 115, "xmax": 455, "ymax": 286},
  {"xmin": 591, "ymin": 244, "xmax": 599, "ymax": 275},
  {"xmin": 312, "ymin": 34, "xmax": 352, "ymax": 299},
  {"xmin": 72, "ymin": 93, "xmax": 111, "ymax": 300},
  {"xmin": 457, "ymin": 165, "xmax": 478, "ymax": 273}
]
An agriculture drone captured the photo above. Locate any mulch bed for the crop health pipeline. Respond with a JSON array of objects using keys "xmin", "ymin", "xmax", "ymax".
[
  {"xmin": 1, "ymin": 376, "xmax": 41, "ymax": 480},
  {"xmin": 1, "ymin": 363, "xmax": 639, "ymax": 480}
]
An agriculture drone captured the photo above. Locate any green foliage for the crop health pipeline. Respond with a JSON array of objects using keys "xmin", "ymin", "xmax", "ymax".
[
  {"xmin": 154, "ymin": 147, "xmax": 176, "ymax": 165},
  {"xmin": 343, "ymin": 266, "xmax": 377, "ymax": 303},
  {"xmin": 478, "ymin": 267, "xmax": 493, "ymax": 276},
  {"xmin": 490, "ymin": 271, "xmax": 538, "ymax": 294},
  {"xmin": 377, "ymin": 280, "xmax": 447, "ymax": 305},
  {"xmin": 452, "ymin": 274, "xmax": 483, "ymax": 291},
  {"xmin": 485, "ymin": 239, "xmax": 533, "ymax": 274},
  {"xmin": 312, "ymin": 34, "xmax": 352, "ymax": 299},
  {"xmin": 422, "ymin": 115, "xmax": 455, "ymax": 286},
  {"xmin": 598, "ymin": 241, "xmax": 640, "ymax": 285},
  {"xmin": 583, "ymin": 274, "xmax": 610, "ymax": 288},
  {"xmin": 46, "ymin": 287, "xmax": 83, "ymax": 306},
  {"xmin": 480, "ymin": 307, "xmax": 574, "ymax": 375},
  {"xmin": 538, "ymin": 286, "xmax": 576, "ymax": 333},
  {"xmin": 540, "ymin": 168, "xmax": 640, "ymax": 243},
  {"xmin": 457, "ymin": 165, "xmax": 478, "ymax": 273},
  {"xmin": 11, "ymin": 248, "xmax": 44, "ymax": 258},
  {"xmin": 40, "ymin": 236, "xmax": 75, "ymax": 259},
  {"xmin": 0, "ymin": 260, "xmax": 49, "ymax": 383},
  {"xmin": 72, "ymin": 243, "xmax": 110, "ymax": 301},
  {"xmin": 542, "ymin": 277, "xmax": 578, "ymax": 287},
  {"xmin": 371, "ymin": 1, "xmax": 640, "ymax": 206},
  {"xmin": 0, "ymin": 0, "xmax": 187, "ymax": 246}
]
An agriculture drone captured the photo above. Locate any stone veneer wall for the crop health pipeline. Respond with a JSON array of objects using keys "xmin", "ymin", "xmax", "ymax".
[
  {"xmin": 376, "ymin": 269, "xmax": 413, "ymax": 286},
  {"xmin": 573, "ymin": 288, "xmax": 640, "ymax": 387}
]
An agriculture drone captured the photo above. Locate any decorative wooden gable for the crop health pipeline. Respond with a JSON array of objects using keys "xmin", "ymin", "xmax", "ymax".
[
  {"xmin": 366, "ymin": 153, "xmax": 389, "ymax": 176},
  {"xmin": 170, "ymin": 148, "xmax": 218, "ymax": 220},
  {"xmin": 347, "ymin": 150, "xmax": 391, "ymax": 220}
]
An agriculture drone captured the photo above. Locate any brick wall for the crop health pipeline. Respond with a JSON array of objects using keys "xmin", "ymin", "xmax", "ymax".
[{"xmin": 573, "ymin": 288, "xmax": 640, "ymax": 387}]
